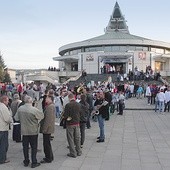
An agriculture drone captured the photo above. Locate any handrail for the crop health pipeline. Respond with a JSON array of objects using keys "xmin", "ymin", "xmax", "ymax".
[
  {"xmin": 159, "ymin": 76, "xmax": 169, "ymax": 85},
  {"xmin": 64, "ymin": 71, "xmax": 82, "ymax": 84},
  {"xmin": 26, "ymin": 74, "xmax": 55, "ymax": 83}
]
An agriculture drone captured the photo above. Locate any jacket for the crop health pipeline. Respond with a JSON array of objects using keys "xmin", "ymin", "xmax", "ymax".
[
  {"xmin": 79, "ymin": 101, "xmax": 89, "ymax": 123},
  {"xmin": 15, "ymin": 103, "xmax": 44, "ymax": 135},
  {"xmin": 63, "ymin": 100, "xmax": 81, "ymax": 125},
  {"xmin": 94, "ymin": 99, "xmax": 109, "ymax": 119},
  {"xmin": 0, "ymin": 102, "xmax": 12, "ymax": 131},
  {"xmin": 40, "ymin": 103, "xmax": 56, "ymax": 134}
]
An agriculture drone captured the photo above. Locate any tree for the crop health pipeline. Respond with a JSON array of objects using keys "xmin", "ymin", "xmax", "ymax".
[
  {"xmin": 3, "ymin": 71, "xmax": 11, "ymax": 83},
  {"xmin": 0, "ymin": 66, "xmax": 3, "ymax": 82},
  {"xmin": 0, "ymin": 55, "xmax": 6, "ymax": 68},
  {"xmin": 0, "ymin": 54, "xmax": 9, "ymax": 82}
]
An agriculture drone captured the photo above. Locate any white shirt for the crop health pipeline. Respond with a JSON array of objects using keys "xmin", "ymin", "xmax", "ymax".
[
  {"xmin": 145, "ymin": 86, "xmax": 151, "ymax": 96},
  {"xmin": 130, "ymin": 85, "xmax": 134, "ymax": 93},
  {"xmin": 165, "ymin": 91, "xmax": 170, "ymax": 103},
  {"xmin": 157, "ymin": 92, "xmax": 166, "ymax": 102}
]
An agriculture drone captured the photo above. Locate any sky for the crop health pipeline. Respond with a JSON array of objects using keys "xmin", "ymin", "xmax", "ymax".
[{"xmin": 0, "ymin": 0, "xmax": 170, "ymax": 70}]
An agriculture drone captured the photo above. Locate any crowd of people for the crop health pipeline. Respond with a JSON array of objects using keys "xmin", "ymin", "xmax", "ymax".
[{"xmin": 0, "ymin": 76, "xmax": 169, "ymax": 167}]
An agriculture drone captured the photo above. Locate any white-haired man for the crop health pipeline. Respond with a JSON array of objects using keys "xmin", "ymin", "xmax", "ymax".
[
  {"xmin": 0, "ymin": 95, "xmax": 13, "ymax": 164},
  {"xmin": 15, "ymin": 96, "xmax": 44, "ymax": 168}
]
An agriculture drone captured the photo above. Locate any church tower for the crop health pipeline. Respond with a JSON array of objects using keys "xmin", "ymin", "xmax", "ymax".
[{"xmin": 105, "ymin": 2, "xmax": 129, "ymax": 34}]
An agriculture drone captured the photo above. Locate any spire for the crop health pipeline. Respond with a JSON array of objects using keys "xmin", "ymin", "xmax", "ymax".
[{"xmin": 105, "ymin": 1, "xmax": 129, "ymax": 34}]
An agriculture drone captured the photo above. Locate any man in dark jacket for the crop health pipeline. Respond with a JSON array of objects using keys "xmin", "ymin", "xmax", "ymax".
[
  {"xmin": 79, "ymin": 94, "xmax": 89, "ymax": 148},
  {"xmin": 94, "ymin": 91, "xmax": 109, "ymax": 143},
  {"xmin": 85, "ymin": 87, "xmax": 93, "ymax": 128},
  {"xmin": 104, "ymin": 89, "xmax": 112, "ymax": 120},
  {"xmin": 63, "ymin": 93, "xmax": 82, "ymax": 158}
]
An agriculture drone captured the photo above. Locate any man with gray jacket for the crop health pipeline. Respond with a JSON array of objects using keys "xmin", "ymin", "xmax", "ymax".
[{"xmin": 15, "ymin": 95, "xmax": 44, "ymax": 168}]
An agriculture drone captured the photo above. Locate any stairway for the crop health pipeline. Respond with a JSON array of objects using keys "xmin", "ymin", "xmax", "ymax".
[
  {"xmin": 68, "ymin": 74, "xmax": 120, "ymax": 88},
  {"xmin": 67, "ymin": 73, "xmax": 162, "ymax": 89}
]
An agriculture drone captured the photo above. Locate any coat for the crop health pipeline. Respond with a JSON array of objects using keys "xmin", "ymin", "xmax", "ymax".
[
  {"xmin": 15, "ymin": 103, "xmax": 44, "ymax": 135},
  {"xmin": 0, "ymin": 102, "xmax": 12, "ymax": 131},
  {"xmin": 63, "ymin": 100, "xmax": 81, "ymax": 125},
  {"xmin": 40, "ymin": 103, "xmax": 56, "ymax": 134},
  {"xmin": 94, "ymin": 99, "xmax": 109, "ymax": 119}
]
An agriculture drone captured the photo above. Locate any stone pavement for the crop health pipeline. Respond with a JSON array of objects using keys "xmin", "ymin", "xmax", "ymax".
[{"xmin": 1, "ymin": 97, "xmax": 170, "ymax": 170}]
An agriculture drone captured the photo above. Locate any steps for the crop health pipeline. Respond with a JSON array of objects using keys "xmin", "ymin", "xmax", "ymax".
[{"xmin": 68, "ymin": 73, "xmax": 162, "ymax": 89}]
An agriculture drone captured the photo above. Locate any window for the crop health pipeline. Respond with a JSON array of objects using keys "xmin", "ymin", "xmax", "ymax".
[
  {"xmin": 104, "ymin": 46, "xmax": 112, "ymax": 52},
  {"xmin": 155, "ymin": 61, "xmax": 163, "ymax": 71},
  {"xmin": 165, "ymin": 49, "xmax": 170, "ymax": 54}
]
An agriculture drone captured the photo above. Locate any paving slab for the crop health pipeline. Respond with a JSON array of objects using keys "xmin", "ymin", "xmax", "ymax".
[{"xmin": 2, "ymin": 97, "xmax": 170, "ymax": 169}]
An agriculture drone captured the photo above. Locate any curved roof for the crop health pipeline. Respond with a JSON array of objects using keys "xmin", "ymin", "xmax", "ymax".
[
  {"xmin": 58, "ymin": 2, "xmax": 170, "ymax": 55},
  {"xmin": 59, "ymin": 31, "xmax": 170, "ymax": 55},
  {"xmin": 84, "ymin": 31, "xmax": 149, "ymax": 41}
]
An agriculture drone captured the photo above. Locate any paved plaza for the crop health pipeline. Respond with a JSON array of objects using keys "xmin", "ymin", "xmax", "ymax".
[{"xmin": 1, "ymin": 97, "xmax": 170, "ymax": 170}]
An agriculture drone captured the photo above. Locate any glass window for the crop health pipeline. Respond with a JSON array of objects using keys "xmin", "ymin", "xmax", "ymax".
[
  {"xmin": 85, "ymin": 48, "xmax": 90, "ymax": 52},
  {"xmin": 70, "ymin": 49, "xmax": 81, "ymax": 55},
  {"xmin": 112, "ymin": 46, "xmax": 120, "ymax": 51},
  {"xmin": 143, "ymin": 47, "xmax": 149, "ymax": 51},
  {"xmin": 120, "ymin": 46, "xmax": 127, "ymax": 51},
  {"xmin": 95, "ymin": 46, "xmax": 103, "ymax": 51},
  {"xmin": 151, "ymin": 48, "xmax": 156, "ymax": 52},
  {"xmin": 104, "ymin": 46, "xmax": 112, "ymax": 52},
  {"xmin": 155, "ymin": 48, "xmax": 164, "ymax": 54},
  {"xmin": 155, "ymin": 61, "xmax": 163, "ymax": 71},
  {"xmin": 89, "ymin": 47, "xmax": 97, "ymax": 52},
  {"xmin": 128, "ymin": 46, "xmax": 136, "ymax": 51},
  {"xmin": 135, "ymin": 46, "xmax": 143, "ymax": 50},
  {"xmin": 165, "ymin": 49, "xmax": 170, "ymax": 54},
  {"xmin": 64, "ymin": 52, "xmax": 69, "ymax": 56}
]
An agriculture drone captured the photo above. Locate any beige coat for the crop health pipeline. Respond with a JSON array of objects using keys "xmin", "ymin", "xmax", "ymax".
[
  {"xmin": 15, "ymin": 103, "xmax": 44, "ymax": 135},
  {"xmin": 0, "ymin": 102, "xmax": 12, "ymax": 131},
  {"xmin": 40, "ymin": 103, "xmax": 56, "ymax": 134}
]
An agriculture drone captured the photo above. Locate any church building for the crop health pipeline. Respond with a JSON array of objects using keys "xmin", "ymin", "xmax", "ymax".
[{"xmin": 53, "ymin": 2, "xmax": 170, "ymax": 78}]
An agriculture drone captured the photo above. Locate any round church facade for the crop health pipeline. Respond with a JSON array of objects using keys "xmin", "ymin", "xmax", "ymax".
[{"xmin": 53, "ymin": 2, "xmax": 170, "ymax": 78}]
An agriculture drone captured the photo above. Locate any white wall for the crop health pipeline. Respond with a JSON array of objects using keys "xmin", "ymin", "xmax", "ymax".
[
  {"xmin": 134, "ymin": 51, "xmax": 150, "ymax": 71},
  {"xmin": 82, "ymin": 52, "xmax": 98, "ymax": 74}
]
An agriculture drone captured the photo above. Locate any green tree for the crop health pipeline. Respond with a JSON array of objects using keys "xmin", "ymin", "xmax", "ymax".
[
  {"xmin": 3, "ymin": 71, "xmax": 11, "ymax": 83},
  {"xmin": 0, "ymin": 66, "xmax": 3, "ymax": 81},
  {"xmin": 0, "ymin": 54, "xmax": 8, "ymax": 82},
  {"xmin": 0, "ymin": 55, "xmax": 6, "ymax": 68}
]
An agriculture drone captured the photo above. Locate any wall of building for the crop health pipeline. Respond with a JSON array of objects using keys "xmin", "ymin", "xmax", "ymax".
[
  {"xmin": 82, "ymin": 52, "xmax": 98, "ymax": 74},
  {"xmin": 134, "ymin": 51, "xmax": 150, "ymax": 72},
  {"xmin": 8, "ymin": 69, "xmax": 17, "ymax": 83}
]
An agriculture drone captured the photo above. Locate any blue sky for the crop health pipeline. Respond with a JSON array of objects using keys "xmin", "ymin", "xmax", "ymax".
[{"xmin": 0, "ymin": 0, "xmax": 170, "ymax": 69}]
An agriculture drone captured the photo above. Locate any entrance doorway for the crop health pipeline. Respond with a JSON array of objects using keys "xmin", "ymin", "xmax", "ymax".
[
  {"xmin": 71, "ymin": 62, "xmax": 78, "ymax": 71},
  {"xmin": 104, "ymin": 63, "xmax": 125, "ymax": 74}
]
